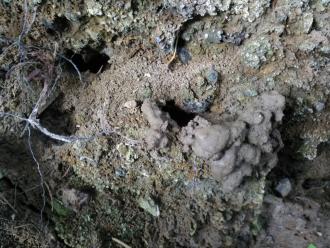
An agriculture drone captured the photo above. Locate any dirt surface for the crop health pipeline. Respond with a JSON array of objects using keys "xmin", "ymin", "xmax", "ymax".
[{"xmin": 0, "ymin": 0, "xmax": 330, "ymax": 247}]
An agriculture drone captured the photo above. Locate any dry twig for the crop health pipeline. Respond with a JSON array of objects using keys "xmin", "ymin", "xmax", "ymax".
[
  {"xmin": 167, "ymin": 31, "xmax": 179, "ymax": 67},
  {"xmin": 112, "ymin": 237, "xmax": 132, "ymax": 248}
]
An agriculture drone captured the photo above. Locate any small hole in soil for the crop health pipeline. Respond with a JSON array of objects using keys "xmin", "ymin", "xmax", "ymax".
[
  {"xmin": 131, "ymin": 0, "xmax": 140, "ymax": 12},
  {"xmin": 79, "ymin": 186, "xmax": 97, "ymax": 199},
  {"xmin": 0, "ymin": 69, "xmax": 6, "ymax": 81},
  {"xmin": 39, "ymin": 93, "xmax": 76, "ymax": 137},
  {"xmin": 156, "ymin": 4, "xmax": 163, "ymax": 13},
  {"xmin": 302, "ymin": 178, "xmax": 327, "ymax": 190},
  {"xmin": 64, "ymin": 47, "xmax": 109, "ymax": 73},
  {"xmin": 162, "ymin": 100, "xmax": 196, "ymax": 127},
  {"xmin": 46, "ymin": 16, "xmax": 71, "ymax": 35},
  {"xmin": 302, "ymin": 179, "xmax": 314, "ymax": 189}
]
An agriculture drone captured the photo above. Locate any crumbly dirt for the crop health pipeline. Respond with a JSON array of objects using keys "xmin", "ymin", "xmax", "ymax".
[{"xmin": 0, "ymin": 0, "xmax": 330, "ymax": 247}]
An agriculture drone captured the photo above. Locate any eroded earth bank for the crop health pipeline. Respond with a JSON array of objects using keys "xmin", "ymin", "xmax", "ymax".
[{"xmin": 0, "ymin": 0, "xmax": 330, "ymax": 247}]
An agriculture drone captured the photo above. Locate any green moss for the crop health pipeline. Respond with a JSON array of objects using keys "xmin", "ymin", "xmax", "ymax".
[
  {"xmin": 53, "ymin": 199, "xmax": 72, "ymax": 217},
  {"xmin": 297, "ymin": 141, "xmax": 318, "ymax": 160}
]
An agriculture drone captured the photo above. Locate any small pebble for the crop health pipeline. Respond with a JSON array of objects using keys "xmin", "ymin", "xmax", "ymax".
[
  {"xmin": 244, "ymin": 89, "xmax": 258, "ymax": 97},
  {"xmin": 302, "ymin": 12, "xmax": 314, "ymax": 34},
  {"xmin": 123, "ymin": 100, "xmax": 137, "ymax": 109},
  {"xmin": 207, "ymin": 67, "xmax": 219, "ymax": 85},
  {"xmin": 183, "ymin": 99, "xmax": 212, "ymax": 113},
  {"xmin": 204, "ymin": 30, "xmax": 223, "ymax": 44},
  {"xmin": 253, "ymin": 112, "xmax": 264, "ymax": 124},
  {"xmin": 178, "ymin": 47, "xmax": 192, "ymax": 64},
  {"xmin": 314, "ymin": 101, "xmax": 325, "ymax": 112},
  {"xmin": 275, "ymin": 178, "xmax": 292, "ymax": 197},
  {"xmin": 0, "ymin": 69, "xmax": 6, "ymax": 80},
  {"xmin": 115, "ymin": 168, "xmax": 127, "ymax": 177}
]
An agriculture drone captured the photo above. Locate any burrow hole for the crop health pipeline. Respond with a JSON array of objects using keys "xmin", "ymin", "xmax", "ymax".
[
  {"xmin": 46, "ymin": 15, "xmax": 71, "ymax": 35},
  {"xmin": 64, "ymin": 47, "xmax": 110, "ymax": 73},
  {"xmin": 39, "ymin": 93, "xmax": 77, "ymax": 137},
  {"xmin": 162, "ymin": 100, "xmax": 196, "ymax": 127}
]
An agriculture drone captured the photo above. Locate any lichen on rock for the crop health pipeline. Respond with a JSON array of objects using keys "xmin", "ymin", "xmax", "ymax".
[
  {"xmin": 163, "ymin": 0, "xmax": 231, "ymax": 19},
  {"xmin": 241, "ymin": 37, "xmax": 273, "ymax": 69}
]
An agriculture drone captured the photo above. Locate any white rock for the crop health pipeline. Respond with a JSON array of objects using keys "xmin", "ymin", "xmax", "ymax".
[
  {"xmin": 123, "ymin": 100, "xmax": 137, "ymax": 109},
  {"xmin": 275, "ymin": 178, "xmax": 292, "ymax": 197}
]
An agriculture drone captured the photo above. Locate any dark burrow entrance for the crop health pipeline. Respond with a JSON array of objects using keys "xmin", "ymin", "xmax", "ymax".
[
  {"xmin": 39, "ymin": 93, "xmax": 77, "ymax": 137},
  {"xmin": 64, "ymin": 47, "xmax": 110, "ymax": 74},
  {"xmin": 162, "ymin": 100, "xmax": 196, "ymax": 127},
  {"xmin": 265, "ymin": 104, "xmax": 330, "ymax": 201},
  {"xmin": 45, "ymin": 15, "xmax": 72, "ymax": 35}
]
